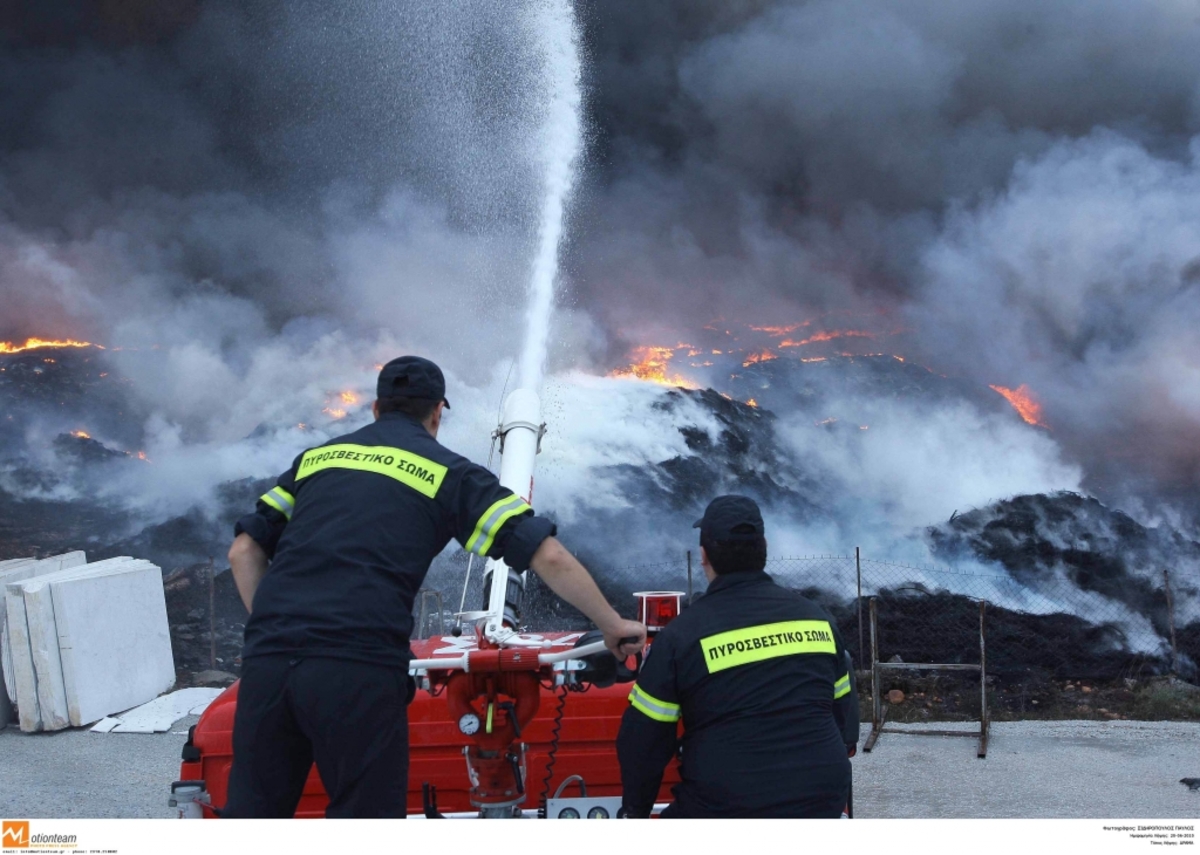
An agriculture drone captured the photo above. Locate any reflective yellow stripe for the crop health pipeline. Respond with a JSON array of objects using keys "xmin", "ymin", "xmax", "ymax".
[
  {"xmin": 295, "ymin": 443, "xmax": 447, "ymax": 498},
  {"xmin": 700, "ymin": 620, "xmax": 837, "ymax": 674},
  {"xmin": 260, "ymin": 487, "xmax": 295, "ymax": 520},
  {"xmin": 834, "ymin": 672, "xmax": 852, "ymax": 699},
  {"xmin": 628, "ymin": 684, "xmax": 681, "ymax": 723},
  {"xmin": 465, "ymin": 494, "xmax": 531, "ymax": 556}
]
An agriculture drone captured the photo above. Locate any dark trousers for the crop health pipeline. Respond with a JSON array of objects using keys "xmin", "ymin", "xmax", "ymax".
[
  {"xmin": 661, "ymin": 760, "xmax": 850, "ymax": 818},
  {"xmin": 224, "ymin": 655, "xmax": 412, "ymax": 818}
]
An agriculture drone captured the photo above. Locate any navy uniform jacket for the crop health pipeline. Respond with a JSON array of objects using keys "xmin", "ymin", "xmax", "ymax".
[
  {"xmin": 234, "ymin": 411, "xmax": 554, "ymax": 668},
  {"xmin": 616, "ymin": 571, "xmax": 858, "ymax": 818}
]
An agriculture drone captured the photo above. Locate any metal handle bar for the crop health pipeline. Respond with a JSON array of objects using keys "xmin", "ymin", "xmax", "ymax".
[{"xmin": 409, "ymin": 639, "xmax": 621, "ymax": 674}]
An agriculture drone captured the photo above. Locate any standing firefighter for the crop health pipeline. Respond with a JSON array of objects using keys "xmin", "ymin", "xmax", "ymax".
[
  {"xmin": 224, "ymin": 356, "xmax": 646, "ymax": 818},
  {"xmin": 617, "ymin": 495, "xmax": 858, "ymax": 818}
]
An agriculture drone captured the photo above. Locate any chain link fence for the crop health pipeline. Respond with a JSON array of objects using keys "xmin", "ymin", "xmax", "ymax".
[{"xmin": 530, "ymin": 551, "xmax": 1198, "ymax": 682}]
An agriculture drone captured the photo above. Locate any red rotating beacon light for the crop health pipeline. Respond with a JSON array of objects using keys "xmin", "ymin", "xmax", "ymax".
[{"xmin": 633, "ymin": 591, "xmax": 685, "ymax": 634}]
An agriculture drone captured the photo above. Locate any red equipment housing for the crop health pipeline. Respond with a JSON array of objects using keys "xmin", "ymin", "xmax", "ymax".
[{"xmin": 178, "ymin": 631, "xmax": 680, "ymax": 817}]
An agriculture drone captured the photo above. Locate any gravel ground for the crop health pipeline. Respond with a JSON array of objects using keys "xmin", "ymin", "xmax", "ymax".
[{"xmin": 2, "ymin": 717, "xmax": 1197, "ymax": 819}]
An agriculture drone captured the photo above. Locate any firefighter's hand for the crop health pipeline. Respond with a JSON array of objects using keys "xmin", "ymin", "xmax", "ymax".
[{"xmin": 603, "ymin": 619, "xmax": 647, "ymax": 659}]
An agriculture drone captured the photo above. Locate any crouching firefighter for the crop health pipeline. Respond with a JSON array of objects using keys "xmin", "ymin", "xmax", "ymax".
[
  {"xmin": 616, "ymin": 495, "xmax": 859, "ymax": 818},
  {"xmin": 224, "ymin": 356, "xmax": 646, "ymax": 818}
]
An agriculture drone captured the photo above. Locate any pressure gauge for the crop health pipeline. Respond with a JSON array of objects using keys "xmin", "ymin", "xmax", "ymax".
[
  {"xmin": 586, "ymin": 806, "xmax": 610, "ymax": 819},
  {"xmin": 557, "ymin": 808, "xmax": 580, "ymax": 819},
  {"xmin": 458, "ymin": 713, "xmax": 481, "ymax": 735}
]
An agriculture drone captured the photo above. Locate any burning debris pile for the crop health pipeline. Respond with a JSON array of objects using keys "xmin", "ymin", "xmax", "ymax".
[
  {"xmin": 0, "ymin": 343, "xmax": 143, "ymax": 449},
  {"xmin": 0, "ymin": 344, "xmax": 149, "ymax": 502},
  {"xmin": 729, "ymin": 353, "xmax": 1016, "ymax": 425},
  {"xmin": 0, "ymin": 342, "xmax": 1194, "ymax": 693},
  {"xmin": 926, "ymin": 492, "xmax": 1200, "ymax": 677},
  {"xmin": 640, "ymin": 387, "xmax": 819, "ymax": 515}
]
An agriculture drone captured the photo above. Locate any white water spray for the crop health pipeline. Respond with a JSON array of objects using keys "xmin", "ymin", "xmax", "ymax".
[{"xmin": 516, "ymin": 0, "xmax": 584, "ymax": 391}]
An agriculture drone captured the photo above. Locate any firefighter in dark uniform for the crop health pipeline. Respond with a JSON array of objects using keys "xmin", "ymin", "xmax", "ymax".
[
  {"xmin": 617, "ymin": 495, "xmax": 859, "ymax": 818},
  {"xmin": 224, "ymin": 356, "xmax": 646, "ymax": 818}
]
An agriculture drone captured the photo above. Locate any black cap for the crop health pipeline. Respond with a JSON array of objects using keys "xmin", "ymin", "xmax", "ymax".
[
  {"xmin": 376, "ymin": 356, "xmax": 450, "ymax": 408},
  {"xmin": 693, "ymin": 495, "xmax": 764, "ymax": 543}
]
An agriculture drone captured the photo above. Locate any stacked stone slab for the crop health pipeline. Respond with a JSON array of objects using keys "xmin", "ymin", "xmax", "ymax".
[
  {"xmin": 4, "ymin": 556, "xmax": 175, "ymax": 732},
  {"xmin": 0, "ymin": 552, "xmax": 87, "ymax": 729}
]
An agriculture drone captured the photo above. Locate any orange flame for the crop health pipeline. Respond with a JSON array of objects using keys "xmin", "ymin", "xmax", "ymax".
[
  {"xmin": 0, "ymin": 338, "xmax": 101, "ymax": 354},
  {"xmin": 779, "ymin": 330, "xmax": 877, "ymax": 348},
  {"xmin": 749, "ymin": 322, "xmax": 807, "ymax": 337},
  {"xmin": 323, "ymin": 407, "xmax": 348, "ymax": 419},
  {"xmin": 610, "ymin": 345, "xmax": 697, "ymax": 389},
  {"xmin": 339, "ymin": 391, "xmax": 359, "ymax": 405},
  {"xmin": 136, "ymin": 451, "xmax": 149, "ymax": 461},
  {"xmin": 746, "ymin": 398, "xmax": 759, "ymax": 408},
  {"xmin": 70, "ymin": 430, "xmax": 91, "ymax": 439},
  {"xmin": 742, "ymin": 349, "xmax": 778, "ymax": 368},
  {"xmin": 989, "ymin": 384, "xmax": 1046, "ymax": 427}
]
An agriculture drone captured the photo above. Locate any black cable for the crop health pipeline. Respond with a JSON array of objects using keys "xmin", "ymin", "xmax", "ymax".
[{"xmin": 539, "ymin": 683, "xmax": 569, "ymax": 816}]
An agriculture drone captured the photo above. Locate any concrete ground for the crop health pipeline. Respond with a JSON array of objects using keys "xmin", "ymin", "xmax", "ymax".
[
  {"xmin": 851, "ymin": 720, "xmax": 1200, "ymax": 818},
  {"xmin": 0, "ymin": 715, "xmax": 202, "ymax": 819},
  {"xmin": 1, "ymin": 717, "xmax": 1197, "ymax": 819}
]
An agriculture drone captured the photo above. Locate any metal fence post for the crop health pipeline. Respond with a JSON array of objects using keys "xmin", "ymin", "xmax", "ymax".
[
  {"xmin": 978, "ymin": 600, "xmax": 988, "ymax": 758},
  {"xmin": 687, "ymin": 550, "xmax": 694, "ymax": 606},
  {"xmin": 869, "ymin": 597, "xmax": 880, "ymax": 729},
  {"xmin": 208, "ymin": 557, "xmax": 216, "ymax": 671},
  {"xmin": 856, "ymin": 547, "xmax": 864, "ymax": 671},
  {"xmin": 1164, "ymin": 568, "xmax": 1179, "ymax": 674}
]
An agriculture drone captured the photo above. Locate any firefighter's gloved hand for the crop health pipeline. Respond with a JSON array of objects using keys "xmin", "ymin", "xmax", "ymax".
[{"xmin": 603, "ymin": 619, "xmax": 647, "ymax": 658}]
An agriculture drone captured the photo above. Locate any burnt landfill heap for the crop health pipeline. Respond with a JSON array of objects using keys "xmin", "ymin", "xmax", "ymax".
[{"xmin": 2, "ymin": 345, "xmax": 1198, "ymax": 701}]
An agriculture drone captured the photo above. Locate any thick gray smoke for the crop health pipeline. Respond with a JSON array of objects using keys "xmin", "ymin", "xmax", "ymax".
[
  {"xmin": 2, "ymin": 0, "xmax": 1198, "ymax": 536},
  {"xmin": 0, "ymin": 0, "xmax": 550, "ymax": 391},
  {"xmin": 568, "ymin": 0, "xmax": 1200, "ymax": 519}
]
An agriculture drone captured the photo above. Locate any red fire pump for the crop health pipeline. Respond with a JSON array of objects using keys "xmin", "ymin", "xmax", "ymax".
[{"xmin": 172, "ymin": 590, "xmax": 685, "ymax": 819}]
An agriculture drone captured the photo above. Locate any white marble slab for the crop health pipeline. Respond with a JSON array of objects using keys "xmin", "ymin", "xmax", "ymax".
[
  {"xmin": 7, "ymin": 558, "xmax": 139, "ymax": 731},
  {"xmin": 2, "ymin": 558, "xmax": 51, "ymax": 703},
  {"xmin": 52, "ymin": 562, "xmax": 175, "ymax": 727},
  {"xmin": 0, "ymin": 667, "xmax": 8, "ymax": 729},
  {"xmin": 89, "ymin": 687, "xmax": 222, "ymax": 734},
  {"xmin": 0, "ymin": 558, "xmax": 35, "ymax": 729},
  {"xmin": 18, "ymin": 559, "xmax": 153, "ymax": 731},
  {"xmin": 1, "ymin": 552, "xmax": 87, "ymax": 706},
  {"xmin": 4, "ymin": 587, "xmax": 41, "ymax": 732}
]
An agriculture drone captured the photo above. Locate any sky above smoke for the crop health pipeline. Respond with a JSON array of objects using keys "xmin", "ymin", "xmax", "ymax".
[{"xmin": 1, "ymin": 0, "xmax": 1198, "ymax": 532}]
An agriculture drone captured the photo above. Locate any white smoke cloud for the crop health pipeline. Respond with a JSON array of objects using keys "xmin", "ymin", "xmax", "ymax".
[
  {"xmin": 778, "ymin": 397, "xmax": 1082, "ymax": 538},
  {"xmin": 910, "ymin": 132, "xmax": 1200, "ymax": 504}
]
